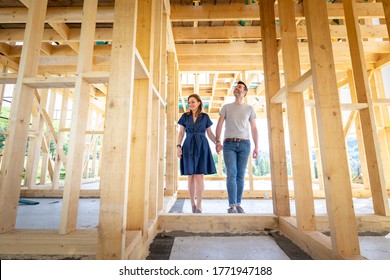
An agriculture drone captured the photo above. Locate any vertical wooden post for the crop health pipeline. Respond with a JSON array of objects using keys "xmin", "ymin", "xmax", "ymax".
[
  {"xmin": 158, "ymin": 11, "xmax": 168, "ymax": 211},
  {"xmin": 304, "ymin": 0, "xmax": 360, "ymax": 256},
  {"xmin": 343, "ymin": 0, "xmax": 389, "ymax": 216},
  {"xmin": 308, "ymin": 89, "xmax": 324, "ymax": 191},
  {"xmin": 0, "ymin": 66, "xmax": 6, "ymax": 114},
  {"xmin": 60, "ymin": 0, "xmax": 98, "ymax": 234},
  {"xmin": 278, "ymin": 0, "xmax": 315, "ymax": 230},
  {"xmin": 259, "ymin": 0, "xmax": 290, "ymax": 216},
  {"xmin": 41, "ymin": 90, "xmax": 57, "ymax": 185},
  {"xmin": 128, "ymin": 79, "xmax": 152, "ymax": 233},
  {"xmin": 97, "ymin": 0, "xmax": 138, "ymax": 260},
  {"xmin": 149, "ymin": 96, "xmax": 160, "ymax": 220},
  {"xmin": 347, "ymin": 71, "xmax": 370, "ymax": 189},
  {"xmin": 25, "ymin": 89, "xmax": 48, "ymax": 188},
  {"xmin": 382, "ymin": 0, "xmax": 390, "ymax": 36},
  {"xmin": 149, "ymin": 0, "xmax": 163, "ymax": 220},
  {"xmin": 370, "ymin": 70, "xmax": 390, "ymax": 190},
  {"xmin": 53, "ymin": 90, "xmax": 69, "ymax": 189},
  {"xmin": 0, "ymin": 0, "xmax": 48, "ymax": 233},
  {"xmin": 165, "ymin": 52, "xmax": 177, "ymax": 196},
  {"xmin": 127, "ymin": 0, "xmax": 154, "ymax": 234}
]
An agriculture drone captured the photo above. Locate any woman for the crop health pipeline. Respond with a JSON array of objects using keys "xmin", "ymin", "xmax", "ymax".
[{"xmin": 177, "ymin": 94, "xmax": 217, "ymax": 213}]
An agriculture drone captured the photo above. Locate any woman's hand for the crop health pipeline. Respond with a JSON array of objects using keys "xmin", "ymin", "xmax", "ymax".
[{"xmin": 177, "ymin": 146, "xmax": 182, "ymax": 158}]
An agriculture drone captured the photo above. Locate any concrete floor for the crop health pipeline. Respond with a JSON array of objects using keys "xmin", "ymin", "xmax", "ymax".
[{"xmin": 169, "ymin": 236, "xmax": 291, "ymax": 260}]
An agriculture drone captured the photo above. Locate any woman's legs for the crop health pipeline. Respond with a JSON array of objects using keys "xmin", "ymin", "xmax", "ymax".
[
  {"xmin": 194, "ymin": 174, "xmax": 204, "ymax": 212},
  {"xmin": 188, "ymin": 175, "xmax": 196, "ymax": 212}
]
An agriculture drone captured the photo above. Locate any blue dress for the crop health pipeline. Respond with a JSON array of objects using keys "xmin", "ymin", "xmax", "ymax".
[{"xmin": 178, "ymin": 113, "xmax": 217, "ymax": 175}]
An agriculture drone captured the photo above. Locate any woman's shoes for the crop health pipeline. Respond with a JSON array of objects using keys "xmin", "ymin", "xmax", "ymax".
[{"xmin": 192, "ymin": 205, "xmax": 202, "ymax": 213}]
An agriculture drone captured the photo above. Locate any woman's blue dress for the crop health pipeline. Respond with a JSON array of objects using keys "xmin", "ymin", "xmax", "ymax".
[{"xmin": 178, "ymin": 113, "xmax": 217, "ymax": 175}]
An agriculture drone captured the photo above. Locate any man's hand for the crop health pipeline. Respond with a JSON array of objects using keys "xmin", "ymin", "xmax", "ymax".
[
  {"xmin": 216, "ymin": 142, "xmax": 223, "ymax": 154},
  {"xmin": 252, "ymin": 148, "xmax": 258, "ymax": 159}
]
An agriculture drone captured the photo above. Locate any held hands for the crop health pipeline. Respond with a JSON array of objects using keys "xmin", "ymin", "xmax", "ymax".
[{"xmin": 216, "ymin": 142, "xmax": 223, "ymax": 154}]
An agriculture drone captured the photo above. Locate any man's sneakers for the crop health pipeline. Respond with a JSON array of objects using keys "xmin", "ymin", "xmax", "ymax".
[
  {"xmin": 227, "ymin": 206, "xmax": 245, "ymax": 213},
  {"xmin": 227, "ymin": 207, "xmax": 237, "ymax": 213},
  {"xmin": 236, "ymin": 205, "xmax": 245, "ymax": 213}
]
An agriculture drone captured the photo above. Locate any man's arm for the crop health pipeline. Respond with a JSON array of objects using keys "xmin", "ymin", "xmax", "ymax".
[{"xmin": 250, "ymin": 118, "xmax": 259, "ymax": 158}]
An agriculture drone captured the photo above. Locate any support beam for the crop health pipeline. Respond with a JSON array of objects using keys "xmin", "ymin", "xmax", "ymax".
[
  {"xmin": 343, "ymin": 0, "xmax": 389, "ymax": 216},
  {"xmin": 278, "ymin": 0, "xmax": 315, "ymax": 231},
  {"xmin": 304, "ymin": 0, "xmax": 360, "ymax": 257},
  {"xmin": 0, "ymin": 0, "xmax": 48, "ymax": 233},
  {"xmin": 165, "ymin": 52, "xmax": 177, "ymax": 196},
  {"xmin": 259, "ymin": 0, "xmax": 290, "ymax": 216},
  {"xmin": 382, "ymin": 0, "xmax": 390, "ymax": 37},
  {"xmin": 97, "ymin": 0, "xmax": 138, "ymax": 260},
  {"xmin": 60, "ymin": 0, "xmax": 98, "ymax": 234}
]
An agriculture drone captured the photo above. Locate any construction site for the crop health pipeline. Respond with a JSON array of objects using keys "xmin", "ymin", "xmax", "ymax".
[{"xmin": 0, "ymin": 0, "xmax": 389, "ymax": 260}]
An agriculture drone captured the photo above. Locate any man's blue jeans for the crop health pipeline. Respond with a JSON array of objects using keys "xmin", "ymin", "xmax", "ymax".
[{"xmin": 223, "ymin": 140, "xmax": 251, "ymax": 206}]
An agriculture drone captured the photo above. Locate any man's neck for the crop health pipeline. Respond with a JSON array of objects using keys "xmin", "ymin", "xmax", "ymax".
[{"xmin": 234, "ymin": 97, "xmax": 245, "ymax": 104}]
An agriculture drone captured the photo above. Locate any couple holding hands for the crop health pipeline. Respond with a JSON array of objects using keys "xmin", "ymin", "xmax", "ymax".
[{"xmin": 176, "ymin": 81, "xmax": 259, "ymax": 214}]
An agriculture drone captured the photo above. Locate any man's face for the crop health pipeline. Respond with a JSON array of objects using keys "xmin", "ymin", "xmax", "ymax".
[{"xmin": 234, "ymin": 83, "xmax": 246, "ymax": 97}]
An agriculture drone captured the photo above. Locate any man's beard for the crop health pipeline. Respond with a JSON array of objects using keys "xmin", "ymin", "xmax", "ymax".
[{"xmin": 234, "ymin": 92, "xmax": 244, "ymax": 98}]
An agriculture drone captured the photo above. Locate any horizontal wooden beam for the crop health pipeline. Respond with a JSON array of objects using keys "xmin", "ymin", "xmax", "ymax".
[
  {"xmin": 158, "ymin": 214, "xmax": 278, "ymax": 233},
  {"xmin": 23, "ymin": 76, "xmax": 76, "ymax": 88},
  {"xmin": 315, "ymin": 215, "xmax": 390, "ymax": 233},
  {"xmin": 170, "ymin": 3, "xmax": 385, "ymax": 21},
  {"xmin": 0, "ymin": 3, "xmax": 384, "ymax": 24},
  {"xmin": 175, "ymin": 41, "xmax": 390, "ymax": 56},
  {"xmin": 289, "ymin": 69, "xmax": 313, "ymax": 92},
  {"xmin": 279, "ymin": 217, "xmax": 365, "ymax": 260},
  {"xmin": 0, "ymin": 229, "xmax": 97, "ymax": 256},
  {"xmin": 172, "ymin": 25, "xmax": 389, "ymax": 41}
]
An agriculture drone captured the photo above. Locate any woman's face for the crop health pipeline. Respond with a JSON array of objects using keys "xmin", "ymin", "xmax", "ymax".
[{"xmin": 188, "ymin": 97, "xmax": 200, "ymax": 111}]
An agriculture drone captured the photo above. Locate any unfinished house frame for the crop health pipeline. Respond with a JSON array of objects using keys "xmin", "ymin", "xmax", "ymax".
[{"xmin": 0, "ymin": 0, "xmax": 389, "ymax": 260}]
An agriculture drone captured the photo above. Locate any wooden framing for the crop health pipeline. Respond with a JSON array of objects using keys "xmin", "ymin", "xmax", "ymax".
[
  {"xmin": 304, "ymin": 0, "xmax": 360, "ymax": 257},
  {"xmin": 278, "ymin": 0, "xmax": 315, "ymax": 231},
  {"xmin": 343, "ymin": 0, "xmax": 389, "ymax": 216},
  {"xmin": 0, "ymin": 0, "xmax": 48, "ymax": 233},
  {"xmin": 0, "ymin": 0, "xmax": 389, "ymax": 260},
  {"xmin": 97, "ymin": 0, "xmax": 138, "ymax": 260},
  {"xmin": 259, "ymin": 0, "xmax": 290, "ymax": 217}
]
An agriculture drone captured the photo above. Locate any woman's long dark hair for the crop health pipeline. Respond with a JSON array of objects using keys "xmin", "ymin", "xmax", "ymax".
[{"xmin": 186, "ymin": 93, "xmax": 203, "ymax": 117}]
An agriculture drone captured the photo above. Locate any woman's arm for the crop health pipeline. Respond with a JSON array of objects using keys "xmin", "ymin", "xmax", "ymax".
[
  {"xmin": 206, "ymin": 127, "xmax": 216, "ymax": 143},
  {"xmin": 177, "ymin": 125, "xmax": 185, "ymax": 158}
]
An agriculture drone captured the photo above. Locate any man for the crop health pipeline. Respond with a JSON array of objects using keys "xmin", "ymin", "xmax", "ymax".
[{"xmin": 215, "ymin": 81, "xmax": 259, "ymax": 213}]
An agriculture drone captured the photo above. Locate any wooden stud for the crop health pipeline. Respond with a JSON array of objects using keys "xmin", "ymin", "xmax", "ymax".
[
  {"xmin": 128, "ymin": 79, "xmax": 152, "ymax": 233},
  {"xmin": 60, "ymin": 0, "xmax": 98, "ymax": 234},
  {"xmin": 259, "ymin": 0, "xmax": 290, "ymax": 216},
  {"xmin": 0, "ymin": 0, "xmax": 48, "ymax": 233},
  {"xmin": 304, "ymin": 0, "xmax": 360, "ymax": 256},
  {"xmin": 370, "ymin": 70, "xmax": 390, "ymax": 190},
  {"xmin": 343, "ymin": 0, "xmax": 389, "ymax": 216},
  {"xmin": 53, "ymin": 90, "xmax": 69, "ymax": 189},
  {"xmin": 97, "ymin": 0, "xmax": 138, "ymax": 260},
  {"xmin": 278, "ymin": 0, "xmax": 315, "ymax": 231},
  {"xmin": 382, "ymin": 0, "xmax": 390, "ymax": 37},
  {"xmin": 165, "ymin": 52, "xmax": 176, "ymax": 196}
]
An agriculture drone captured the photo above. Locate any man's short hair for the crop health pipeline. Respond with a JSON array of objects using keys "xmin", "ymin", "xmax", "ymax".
[{"xmin": 237, "ymin": 81, "xmax": 248, "ymax": 92}]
